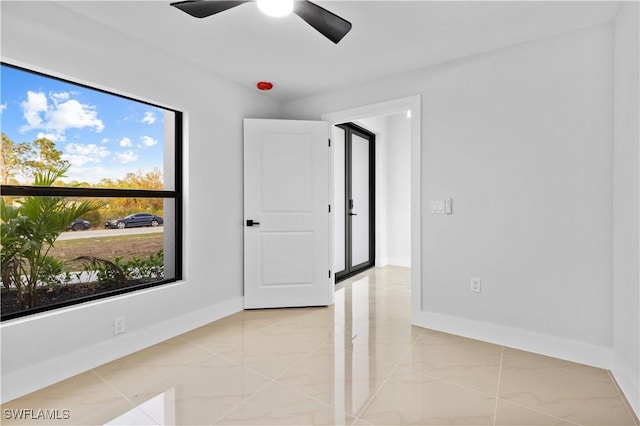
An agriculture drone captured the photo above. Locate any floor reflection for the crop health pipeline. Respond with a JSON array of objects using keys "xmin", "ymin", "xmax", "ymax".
[
  {"xmin": 350, "ymin": 276, "xmax": 370, "ymax": 414},
  {"xmin": 106, "ymin": 389, "xmax": 173, "ymax": 425},
  {"xmin": 3, "ymin": 266, "xmax": 636, "ymax": 426}
]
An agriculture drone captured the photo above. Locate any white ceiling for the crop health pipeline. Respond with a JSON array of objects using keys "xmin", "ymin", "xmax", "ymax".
[{"xmin": 4, "ymin": 1, "xmax": 621, "ymax": 102}]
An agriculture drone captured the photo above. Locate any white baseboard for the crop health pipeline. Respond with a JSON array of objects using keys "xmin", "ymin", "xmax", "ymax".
[
  {"xmin": 612, "ymin": 353, "xmax": 640, "ymax": 418},
  {"xmin": 377, "ymin": 256, "xmax": 389, "ymax": 267},
  {"xmin": 1, "ymin": 297, "xmax": 244, "ymax": 404},
  {"xmin": 385, "ymin": 257, "xmax": 411, "ymax": 268},
  {"xmin": 412, "ymin": 310, "xmax": 611, "ymax": 369}
]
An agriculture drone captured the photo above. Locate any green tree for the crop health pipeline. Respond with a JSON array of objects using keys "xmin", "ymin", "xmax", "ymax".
[
  {"xmin": 1, "ymin": 166, "xmax": 102, "ymax": 309},
  {"xmin": 95, "ymin": 177, "xmax": 116, "ymax": 188},
  {"xmin": 21, "ymin": 137, "xmax": 69, "ymax": 178},
  {"xmin": 0, "ymin": 133, "xmax": 31, "ymax": 185},
  {"xmin": 102, "ymin": 169, "xmax": 165, "ymax": 214},
  {"xmin": 120, "ymin": 168, "xmax": 163, "ymax": 190}
]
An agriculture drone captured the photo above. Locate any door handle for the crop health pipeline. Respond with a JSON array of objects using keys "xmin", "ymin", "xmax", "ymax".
[
  {"xmin": 246, "ymin": 219, "xmax": 261, "ymax": 227},
  {"xmin": 349, "ymin": 213, "xmax": 357, "ymax": 216}
]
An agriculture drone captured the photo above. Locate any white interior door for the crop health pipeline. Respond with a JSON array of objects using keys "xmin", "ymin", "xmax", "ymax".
[
  {"xmin": 333, "ymin": 126, "xmax": 346, "ymax": 273},
  {"xmin": 244, "ymin": 118, "xmax": 330, "ymax": 309}
]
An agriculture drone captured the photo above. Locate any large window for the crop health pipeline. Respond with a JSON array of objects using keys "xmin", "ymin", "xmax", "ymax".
[{"xmin": 0, "ymin": 63, "xmax": 182, "ymax": 320}]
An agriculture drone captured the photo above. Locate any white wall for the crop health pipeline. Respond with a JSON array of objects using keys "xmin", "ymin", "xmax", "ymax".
[
  {"xmin": 385, "ymin": 113, "xmax": 411, "ymax": 267},
  {"xmin": 355, "ymin": 116, "xmax": 389, "ymax": 267},
  {"xmin": 284, "ymin": 23, "xmax": 615, "ymax": 365},
  {"xmin": 612, "ymin": 1, "xmax": 640, "ymax": 417},
  {"xmin": 0, "ymin": 2, "xmax": 280, "ymax": 402},
  {"xmin": 357, "ymin": 114, "xmax": 412, "ymax": 268}
]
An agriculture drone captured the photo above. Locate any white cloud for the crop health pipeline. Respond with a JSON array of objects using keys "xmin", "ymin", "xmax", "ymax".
[
  {"xmin": 141, "ymin": 111, "xmax": 156, "ymax": 125},
  {"xmin": 114, "ymin": 151, "xmax": 138, "ymax": 164},
  {"xmin": 48, "ymin": 99, "xmax": 105, "ymax": 133},
  {"xmin": 50, "ymin": 92, "xmax": 70, "ymax": 102},
  {"xmin": 20, "ymin": 91, "xmax": 48, "ymax": 131},
  {"xmin": 119, "ymin": 137, "xmax": 133, "ymax": 147},
  {"xmin": 0, "ymin": 104, "xmax": 6, "ymax": 114},
  {"xmin": 63, "ymin": 154, "xmax": 99, "ymax": 167},
  {"xmin": 63, "ymin": 143, "xmax": 110, "ymax": 167},
  {"xmin": 66, "ymin": 142, "xmax": 110, "ymax": 157},
  {"xmin": 101, "ymin": 138, "xmax": 109, "ymax": 144},
  {"xmin": 36, "ymin": 132, "xmax": 63, "ymax": 142},
  {"xmin": 19, "ymin": 90, "xmax": 104, "ymax": 140},
  {"xmin": 140, "ymin": 136, "xmax": 158, "ymax": 147},
  {"xmin": 65, "ymin": 166, "xmax": 107, "ymax": 184}
]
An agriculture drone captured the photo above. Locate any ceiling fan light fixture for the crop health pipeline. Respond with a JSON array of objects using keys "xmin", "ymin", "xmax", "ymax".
[{"xmin": 257, "ymin": 0, "xmax": 293, "ymax": 17}]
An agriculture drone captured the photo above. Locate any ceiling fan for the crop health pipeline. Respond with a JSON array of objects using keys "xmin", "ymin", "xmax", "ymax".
[{"xmin": 170, "ymin": 0, "xmax": 352, "ymax": 44}]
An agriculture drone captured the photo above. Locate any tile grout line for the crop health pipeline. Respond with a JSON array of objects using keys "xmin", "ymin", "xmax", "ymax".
[
  {"xmin": 264, "ymin": 339, "xmax": 366, "ymax": 422},
  {"xmin": 93, "ymin": 335, "xmax": 222, "ymax": 396},
  {"xmin": 270, "ymin": 340, "xmax": 332, "ymax": 381},
  {"xmin": 393, "ymin": 363, "xmax": 502, "ymax": 400},
  {"xmin": 89, "ymin": 369, "xmax": 135, "ymax": 402},
  {"xmin": 492, "ymin": 346, "xmax": 504, "ymax": 426},
  {"xmin": 88, "ymin": 370, "xmax": 161, "ymax": 425},
  {"xmin": 216, "ymin": 352, "xmax": 350, "ymax": 425},
  {"xmin": 89, "ymin": 341, "xmax": 248, "ymax": 425},
  {"xmin": 213, "ymin": 339, "xmax": 332, "ymax": 423},
  {"xmin": 501, "ymin": 352, "xmax": 638, "ymax": 425},
  {"xmin": 350, "ymin": 340, "xmax": 416, "ymax": 424},
  {"xmin": 505, "ymin": 350, "xmax": 613, "ymax": 384},
  {"xmin": 608, "ymin": 370, "xmax": 640, "ymax": 425},
  {"xmin": 490, "ymin": 352, "xmax": 584, "ymax": 426},
  {"xmin": 352, "ymin": 362, "xmax": 402, "ymax": 424},
  {"xmin": 269, "ymin": 374, "xmax": 356, "ymax": 421},
  {"xmin": 496, "ymin": 399, "xmax": 583, "ymax": 426},
  {"xmin": 607, "ymin": 370, "xmax": 640, "ymax": 426},
  {"xmin": 213, "ymin": 376, "xmax": 276, "ymax": 424}
]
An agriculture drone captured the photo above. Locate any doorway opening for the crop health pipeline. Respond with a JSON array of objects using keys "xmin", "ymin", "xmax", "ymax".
[
  {"xmin": 334, "ymin": 123, "xmax": 376, "ymax": 282},
  {"xmin": 323, "ymin": 95, "xmax": 421, "ymax": 315}
]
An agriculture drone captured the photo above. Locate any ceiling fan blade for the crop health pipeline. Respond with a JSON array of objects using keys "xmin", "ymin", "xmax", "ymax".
[
  {"xmin": 293, "ymin": 1, "xmax": 352, "ymax": 44},
  {"xmin": 170, "ymin": 1, "xmax": 249, "ymax": 19}
]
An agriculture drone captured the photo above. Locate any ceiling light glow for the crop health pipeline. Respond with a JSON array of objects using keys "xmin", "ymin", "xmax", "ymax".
[{"xmin": 257, "ymin": 0, "xmax": 294, "ymax": 17}]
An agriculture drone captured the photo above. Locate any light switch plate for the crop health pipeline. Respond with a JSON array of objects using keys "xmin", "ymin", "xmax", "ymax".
[
  {"xmin": 445, "ymin": 198, "xmax": 452, "ymax": 214},
  {"xmin": 431, "ymin": 201, "xmax": 445, "ymax": 214}
]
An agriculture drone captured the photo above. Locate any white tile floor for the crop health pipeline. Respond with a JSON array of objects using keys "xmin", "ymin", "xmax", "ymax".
[{"xmin": 2, "ymin": 266, "xmax": 638, "ymax": 425}]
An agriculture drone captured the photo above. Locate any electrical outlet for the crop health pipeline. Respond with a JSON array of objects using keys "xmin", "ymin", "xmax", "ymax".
[
  {"xmin": 114, "ymin": 316, "xmax": 126, "ymax": 335},
  {"xmin": 470, "ymin": 277, "xmax": 481, "ymax": 293}
]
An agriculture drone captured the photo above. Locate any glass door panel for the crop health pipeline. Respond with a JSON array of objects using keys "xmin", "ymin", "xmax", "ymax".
[
  {"xmin": 334, "ymin": 123, "xmax": 375, "ymax": 282},
  {"xmin": 351, "ymin": 134, "xmax": 370, "ymax": 267}
]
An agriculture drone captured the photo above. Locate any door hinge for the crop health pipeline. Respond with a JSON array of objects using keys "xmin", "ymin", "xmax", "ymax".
[
  {"xmin": 328, "ymin": 204, "xmax": 331, "ymax": 213},
  {"xmin": 328, "ymin": 138, "xmax": 331, "ymax": 147},
  {"xmin": 329, "ymin": 270, "xmax": 331, "ymax": 278}
]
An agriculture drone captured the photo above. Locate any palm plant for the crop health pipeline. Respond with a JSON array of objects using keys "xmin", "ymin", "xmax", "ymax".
[{"xmin": 1, "ymin": 167, "xmax": 102, "ymax": 310}]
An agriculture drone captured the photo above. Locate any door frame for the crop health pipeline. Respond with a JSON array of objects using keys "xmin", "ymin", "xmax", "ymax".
[
  {"xmin": 335, "ymin": 122, "xmax": 376, "ymax": 282},
  {"xmin": 322, "ymin": 95, "xmax": 422, "ymax": 321}
]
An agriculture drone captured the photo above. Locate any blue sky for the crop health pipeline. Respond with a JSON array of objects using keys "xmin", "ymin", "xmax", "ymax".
[{"xmin": 0, "ymin": 64, "xmax": 166, "ymax": 184}]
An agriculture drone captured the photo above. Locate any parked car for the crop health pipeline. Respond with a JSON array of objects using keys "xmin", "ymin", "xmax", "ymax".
[
  {"xmin": 66, "ymin": 219, "xmax": 91, "ymax": 231},
  {"xmin": 105, "ymin": 213, "xmax": 163, "ymax": 229}
]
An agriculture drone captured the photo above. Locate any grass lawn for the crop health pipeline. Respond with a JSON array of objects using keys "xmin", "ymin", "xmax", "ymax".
[{"xmin": 49, "ymin": 232, "xmax": 164, "ymax": 265}]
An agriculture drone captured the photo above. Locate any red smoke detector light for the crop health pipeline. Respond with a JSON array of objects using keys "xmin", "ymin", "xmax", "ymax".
[{"xmin": 257, "ymin": 81, "xmax": 274, "ymax": 91}]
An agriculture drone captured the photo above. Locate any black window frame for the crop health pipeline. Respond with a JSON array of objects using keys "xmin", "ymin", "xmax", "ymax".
[{"xmin": 0, "ymin": 62, "xmax": 183, "ymax": 321}]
